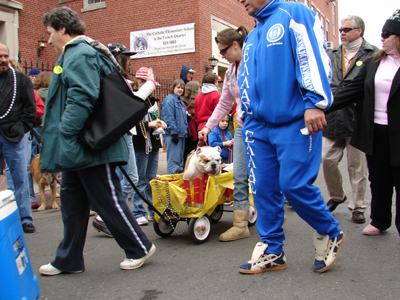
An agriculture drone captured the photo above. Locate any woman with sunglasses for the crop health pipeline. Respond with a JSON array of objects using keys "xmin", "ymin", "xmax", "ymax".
[
  {"xmin": 198, "ymin": 25, "xmax": 250, "ymax": 242},
  {"xmin": 329, "ymin": 9, "xmax": 400, "ymax": 236}
]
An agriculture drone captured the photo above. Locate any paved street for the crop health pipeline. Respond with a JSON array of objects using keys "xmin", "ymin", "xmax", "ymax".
[{"xmin": 3, "ymin": 149, "xmax": 399, "ymax": 300}]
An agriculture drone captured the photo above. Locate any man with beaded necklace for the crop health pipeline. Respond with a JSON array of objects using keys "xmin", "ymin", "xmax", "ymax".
[{"xmin": 0, "ymin": 43, "xmax": 37, "ymax": 233}]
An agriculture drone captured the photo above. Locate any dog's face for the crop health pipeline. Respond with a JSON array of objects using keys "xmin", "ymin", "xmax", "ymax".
[{"xmin": 195, "ymin": 146, "xmax": 222, "ymax": 176}]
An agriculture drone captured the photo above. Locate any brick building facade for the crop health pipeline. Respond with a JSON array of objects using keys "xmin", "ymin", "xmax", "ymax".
[{"xmin": 1, "ymin": 0, "xmax": 339, "ymax": 82}]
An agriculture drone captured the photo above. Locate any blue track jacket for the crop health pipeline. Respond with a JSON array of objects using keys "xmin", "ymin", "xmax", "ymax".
[{"xmin": 238, "ymin": 0, "xmax": 333, "ymax": 126}]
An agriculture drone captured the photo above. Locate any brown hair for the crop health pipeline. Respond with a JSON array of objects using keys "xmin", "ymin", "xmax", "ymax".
[
  {"xmin": 33, "ymin": 71, "xmax": 52, "ymax": 89},
  {"xmin": 371, "ymin": 34, "xmax": 400, "ymax": 61},
  {"xmin": 183, "ymin": 81, "xmax": 200, "ymax": 113},
  {"xmin": 169, "ymin": 78, "xmax": 185, "ymax": 94},
  {"xmin": 9, "ymin": 59, "xmax": 23, "ymax": 72},
  {"xmin": 215, "ymin": 25, "xmax": 249, "ymax": 48},
  {"xmin": 116, "ymin": 54, "xmax": 131, "ymax": 79},
  {"xmin": 202, "ymin": 72, "xmax": 218, "ymax": 84}
]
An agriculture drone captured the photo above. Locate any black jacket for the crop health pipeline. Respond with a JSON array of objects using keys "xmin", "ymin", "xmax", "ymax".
[
  {"xmin": 329, "ymin": 55, "xmax": 400, "ymax": 167},
  {"xmin": 0, "ymin": 69, "xmax": 36, "ymax": 143},
  {"xmin": 324, "ymin": 40, "xmax": 378, "ymax": 138}
]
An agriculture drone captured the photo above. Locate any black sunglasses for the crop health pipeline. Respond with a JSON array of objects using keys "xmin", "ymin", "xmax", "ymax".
[
  {"xmin": 219, "ymin": 44, "xmax": 232, "ymax": 55},
  {"xmin": 381, "ymin": 31, "xmax": 393, "ymax": 39},
  {"xmin": 339, "ymin": 27, "xmax": 358, "ymax": 33}
]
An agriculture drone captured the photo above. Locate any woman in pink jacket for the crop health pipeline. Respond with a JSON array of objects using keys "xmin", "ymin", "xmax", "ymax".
[{"xmin": 198, "ymin": 26, "xmax": 250, "ymax": 242}]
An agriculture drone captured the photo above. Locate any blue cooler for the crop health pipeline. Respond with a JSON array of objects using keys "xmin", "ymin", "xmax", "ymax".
[{"xmin": 0, "ymin": 190, "xmax": 40, "ymax": 300}]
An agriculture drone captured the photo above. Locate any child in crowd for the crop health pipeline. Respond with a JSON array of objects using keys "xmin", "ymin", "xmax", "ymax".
[{"xmin": 208, "ymin": 114, "xmax": 233, "ymax": 164}]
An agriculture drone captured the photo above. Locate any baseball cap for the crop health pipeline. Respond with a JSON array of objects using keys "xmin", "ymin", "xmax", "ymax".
[
  {"xmin": 29, "ymin": 68, "xmax": 41, "ymax": 76},
  {"xmin": 135, "ymin": 67, "xmax": 161, "ymax": 86},
  {"xmin": 188, "ymin": 68, "xmax": 196, "ymax": 73},
  {"xmin": 218, "ymin": 76, "xmax": 223, "ymax": 82},
  {"xmin": 107, "ymin": 43, "xmax": 137, "ymax": 57}
]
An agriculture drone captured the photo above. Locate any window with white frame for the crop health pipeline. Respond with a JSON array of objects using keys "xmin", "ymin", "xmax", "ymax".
[
  {"xmin": 326, "ymin": 20, "xmax": 330, "ymax": 41},
  {"xmin": 304, "ymin": 0, "xmax": 309, "ymax": 6},
  {"xmin": 332, "ymin": 4, "xmax": 336, "ymax": 36},
  {"xmin": 82, "ymin": 0, "xmax": 106, "ymax": 12}
]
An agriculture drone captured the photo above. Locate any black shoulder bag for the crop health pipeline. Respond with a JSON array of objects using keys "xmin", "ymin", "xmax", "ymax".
[{"xmin": 79, "ymin": 70, "xmax": 149, "ymax": 154}]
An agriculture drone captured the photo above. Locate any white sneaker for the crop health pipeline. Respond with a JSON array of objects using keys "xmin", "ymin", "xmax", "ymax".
[
  {"xmin": 120, "ymin": 244, "xmax": 156, "ymax": 270},
  {"xmin": 147, "ymin": 214, "xmax": 154, "ymax": 221},
  {"xmin": 39, "ymin": 263, "xmax": 83, "ymax": 276},
  {"xmin": 136, "ymin": 216, "xmax": 149, "ymax": 226}
]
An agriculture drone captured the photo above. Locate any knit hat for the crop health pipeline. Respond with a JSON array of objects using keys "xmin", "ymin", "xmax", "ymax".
[
  {"xmin": 382, "ymin": 9, "xmax": 400, "ymax": 36},
  {"xmin": 107, "ymin": 43, "xmax": 137, "ymax": 57},
  {"xmin": 29, "ymin": 68, "xmax": 40, "ymax": 76},
  {"xmin": 135, "ymin": 67, "xmax": 160, "ymax": 86}
]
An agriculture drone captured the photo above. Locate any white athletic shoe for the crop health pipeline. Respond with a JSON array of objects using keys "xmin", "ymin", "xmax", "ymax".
[
  {"xmin": 120, "ymin": 244, "xmax": 156, "ymax": 270},
  {"xmin": 136, "ymin": 216, "xmax": 149, "ymax": 226}
]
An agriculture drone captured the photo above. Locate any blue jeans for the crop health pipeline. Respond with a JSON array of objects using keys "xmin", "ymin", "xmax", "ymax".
[
  {"xmin": 131, "ymin": 148, "xmax": 158, "ymax": 218},
  {"xmin": 5, "ymin": 132, "xmax": 37, "ymax": 203},
  {"xmin": 233, "ymin": 125, "xmax": 250, "ymax": 210},
  {"xmin": 164, "ymin": 135, "xmax": 185, "ymax": 174},
  {"xmin": 0, "ymin": 134, "xmax": 32, "ymax": 224},
  {"xmin": 116, "ymin": 134, "xmax": 138, "ymax": 203}
]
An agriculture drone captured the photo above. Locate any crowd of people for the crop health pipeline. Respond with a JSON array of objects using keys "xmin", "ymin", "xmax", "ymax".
[{"xmin": 0, "ymin": 0, "xmax": 399, "ymax": 277}]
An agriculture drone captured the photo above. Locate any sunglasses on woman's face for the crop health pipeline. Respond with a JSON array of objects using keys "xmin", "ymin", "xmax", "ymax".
[
  {"xmin": 338, "ymin": 27, "xmax": 358, "ymax": 33},
  {"xmin": 381, "ymin": 31, "xmax": 393, "ymax": 39},
  {"xmin": 219, "ymin": 44, "xmax": 232, "ymax": 55}
]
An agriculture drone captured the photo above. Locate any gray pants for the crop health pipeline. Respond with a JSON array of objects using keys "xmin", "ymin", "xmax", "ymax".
[{"xmin": 322, "ymin": 136, "xmax": 367, "ymax": 212}]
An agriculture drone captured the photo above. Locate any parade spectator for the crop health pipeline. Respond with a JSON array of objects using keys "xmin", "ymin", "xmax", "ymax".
[
  {"xmin": 194, "ymin": 72, "xmax": 220, "ymax": 132},
  {"xmin": 208, "ymin": 114, "xmax": 233, "ymax": 164},
  {"xmin": 182, "ymin": 80, "xmax": 200, "ymax": 161},
  {"xmin": 33, "ymin": 71, "xmax": 52, "ymax": 103},
  {"xmin": 161, "ymin": 79, "xmax": 187, "ymax": 174},
  {"xmin": 198, "ymin": 26, "xmax": 251, "ymax": 242},
  {"xmin": 6, "ymin": 60, "xmax": 44, "ymax": 209},
  {"xmin": 39, "ymin": 7, "xmax": 155, "ymax": 275},
  {"xmin": 92, "ymin": 42, "xmax": 139, "ymax": 237},
  {"xmin": 235, "ymin": 0, "xmax": 345, "ymax": 274},
  {"xmin": 322, "ymin": 15, "xmax": 378, "ymax": 224},
  {"xmin": 131, "ymin": 67, "xmax": 167, "ymax": 225},
  {"xmin": 330, "ymin": 9, "xmax": 400, "ymax": 236},
  {"xmin": 179, "ymin": 64, "xmax": 196, "ymax": 84},
  {"xmin": 28, "ymin": 68, "xmax": 41, "ymax": 83},
  {"xmin": 0, "ymin": 43, "xmax": 36, "ymax": 233}
]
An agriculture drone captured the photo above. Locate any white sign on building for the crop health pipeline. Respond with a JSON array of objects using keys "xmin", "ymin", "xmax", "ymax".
[{"xmin": 130, "ymin": 23, "xmax": 195, "ymax": 59}]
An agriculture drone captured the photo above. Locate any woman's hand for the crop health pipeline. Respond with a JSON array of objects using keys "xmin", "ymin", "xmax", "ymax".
[
  {"xmin": 148, "ymin": 120, "xmax": 167, "ymax": 129},
  {"xmin": 198, "ymin": 126, "xmax": 211, "ymax": 142}
]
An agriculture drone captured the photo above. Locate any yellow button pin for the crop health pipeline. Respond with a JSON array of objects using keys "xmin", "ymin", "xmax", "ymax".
[
  {"xmin": 356, "ymin": 61, "xmax": 363, "ymax": 67},
  {"xmin": 54, "ymin": 66, "xmax": 63, "ymax": 74}
]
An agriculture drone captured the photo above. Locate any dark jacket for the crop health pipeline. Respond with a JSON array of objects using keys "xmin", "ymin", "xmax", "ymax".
[
  {"xmin": 324, "ymin": 40, "xmax": 378, "ymax": 138},
  {"xmin": 179, "ymin": 65, "xmax": 193, "ymax": 84},
  {"xmin": 329, "ymin": 55, "xmax": 400, "ymax": 167},
  {"xmin": 40, "ymin": 39, "xmax": 128, "ymax": 172},
  {"xmin": 0, "ymin": 68, "xmax": 36, "ymax": 143}
]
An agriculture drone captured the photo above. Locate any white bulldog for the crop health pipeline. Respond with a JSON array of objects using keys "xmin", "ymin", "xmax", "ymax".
[{"xmin": 182, "ymin": 146, "xmax": 222, "ymax": 180}]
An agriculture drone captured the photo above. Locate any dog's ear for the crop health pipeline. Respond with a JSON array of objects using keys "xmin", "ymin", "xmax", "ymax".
[
  {"xmin": 196, "ymin": 147, "xmax": 202, "ymax": 156},
  {"xmin": 216, "ymin": 146, "xmax": 222, "ymax": 153}
]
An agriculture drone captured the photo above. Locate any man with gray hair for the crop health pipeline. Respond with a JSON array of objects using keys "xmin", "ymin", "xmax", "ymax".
[{"xmin": 323, "ymin": 15, "xmax": 378, "ymax": 223}]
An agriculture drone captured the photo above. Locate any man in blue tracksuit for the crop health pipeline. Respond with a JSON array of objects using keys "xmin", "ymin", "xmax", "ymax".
[{"xmin": 236, "ymin": 0, "xmax": 345, "ymax": 274}]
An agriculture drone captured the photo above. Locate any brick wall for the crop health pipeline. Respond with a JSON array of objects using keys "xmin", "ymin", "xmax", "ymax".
[{"xmin": 17, "ymin": 0, "xmax": 338, "ymax": 84}]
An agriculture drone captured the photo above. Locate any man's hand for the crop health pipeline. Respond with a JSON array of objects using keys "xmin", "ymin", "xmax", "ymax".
[
  {"xmin": 304, "ymin": 108, "xmax": 327, "ymax": 136},
  {"xmin": 198, "ymin": 126, "xmax": 211, "ymax": 142}
]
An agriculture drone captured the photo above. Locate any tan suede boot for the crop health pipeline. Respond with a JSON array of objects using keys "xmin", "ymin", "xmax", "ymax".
[{"xmin": 219, "ymin": 210, "xmax": 251, "ymax": 242}]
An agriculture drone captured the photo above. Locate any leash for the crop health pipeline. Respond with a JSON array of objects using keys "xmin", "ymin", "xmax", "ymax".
[{"xmin": 118, "ymin": 165, "xmax": 164, "ymax": 219}]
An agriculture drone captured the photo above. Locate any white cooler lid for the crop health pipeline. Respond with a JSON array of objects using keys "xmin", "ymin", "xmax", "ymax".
[{"xmin": 0, "ymin": 190, "xmax": 15, "ymax": 209}]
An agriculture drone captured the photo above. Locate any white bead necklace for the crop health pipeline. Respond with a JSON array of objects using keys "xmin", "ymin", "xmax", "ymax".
[{"xmin": 0, "ymin": 67, "xmax": 17, "ymax": 119}]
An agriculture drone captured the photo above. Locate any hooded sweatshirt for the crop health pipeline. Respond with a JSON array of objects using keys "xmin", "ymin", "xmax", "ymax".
[
  {"xmin": 180, "ymin": 65, "xmax": 194, "ymax": 83},
  {"xmin": 208, "ymin": 115, "xmax": 233, "ymax": 159},
  {"xmin": 238, "ymin": 0, "xmax": 333, "ymax": 126},
  {"xmin": 194, "ymin": 83, "xmax": 221, "ymax": 131}
]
